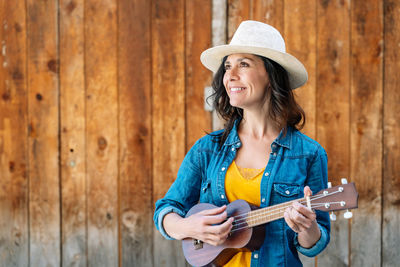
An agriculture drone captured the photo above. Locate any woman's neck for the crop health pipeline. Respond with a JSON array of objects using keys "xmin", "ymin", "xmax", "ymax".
[{"xmin": 240, "ymin": 110, "xmax": 281, "ymax": 140}]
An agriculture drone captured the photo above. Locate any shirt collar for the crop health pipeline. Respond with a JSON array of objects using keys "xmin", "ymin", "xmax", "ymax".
[{"xmin": 273, "ymin": 127, "xmax": 293, "ymax": 149}]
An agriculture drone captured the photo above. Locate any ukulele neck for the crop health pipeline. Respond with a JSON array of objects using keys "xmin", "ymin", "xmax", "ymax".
[{"xmin": 244, "ymin": 197, "xmax": 306, "ymax": 228}]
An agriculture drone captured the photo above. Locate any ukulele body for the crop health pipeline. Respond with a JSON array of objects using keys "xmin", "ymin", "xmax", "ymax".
[{"xmin": 182, "ymin": 200, "xmax": 265, "ymax": 267}]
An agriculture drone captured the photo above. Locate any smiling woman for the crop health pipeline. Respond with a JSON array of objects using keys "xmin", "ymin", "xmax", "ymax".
[{"xmin": 154, "ymin": 20, "xmax": 330, "ymax": 267}]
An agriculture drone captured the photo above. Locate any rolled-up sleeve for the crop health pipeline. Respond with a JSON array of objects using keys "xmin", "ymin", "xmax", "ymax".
[
  {"xmin": 153, "ymin": 139, "xmax": 203, "ymax": 240},
  {"xmin": 294, "ymin": 223, "xmax": 329, "ymax": 257},
  {"xmin": 295, "ymin": 146, "xmax": 331, "ymax": 257}
]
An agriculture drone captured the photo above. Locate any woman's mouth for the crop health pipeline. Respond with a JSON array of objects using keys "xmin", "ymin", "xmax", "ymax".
[{"xmin": 230, "ymin": 87, "xmax": 246, "ymax": 92}]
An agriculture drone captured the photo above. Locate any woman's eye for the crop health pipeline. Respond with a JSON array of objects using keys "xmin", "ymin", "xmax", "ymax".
[
  {"xmin": 239, "ymin": 62, "xmax": 249, "ymax": 67},
  {"xmin": 224, "ymin": 64, "xmax": 231, "ymax": 70}
]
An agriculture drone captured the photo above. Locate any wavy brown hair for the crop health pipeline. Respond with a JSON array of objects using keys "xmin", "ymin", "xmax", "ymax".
[{"xmin": 208, "ymin": 55, "xmax": 305, "ymax": 147}]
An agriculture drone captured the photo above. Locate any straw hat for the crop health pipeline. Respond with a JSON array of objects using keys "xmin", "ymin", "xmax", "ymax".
[{"xmin": 200, "ymin": 20, "xmax": 308, "ymax": 89}]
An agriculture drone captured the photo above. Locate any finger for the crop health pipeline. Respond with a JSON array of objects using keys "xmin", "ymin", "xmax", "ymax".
[
  {"xmin": 201, "ymin": 211, "xmax": 228, "ymax": 225},
  {"xmin": 203, "ymin": 218, "xmax": 234, "ymax": 245},
  {"xmin": 289, "ymin": 205, "xmax": 314, "ymax": 230},
  {"xmin": 292, "ymin": 202, "xmax": 316, "ymax": 221},
  {"xmin": 304, "ymin": 186, "xmax": 312, "ymax": 197},
  {"xmin": 284, "ymin": 210, "xmax": 301, "ymax": 233},
  {"xmin": 199, "ymin": 205, "xmax": 227, "ymax": 216},
  {"xmin": 206, "ymin": 216, "xmax": 233, "ymax": 235}
]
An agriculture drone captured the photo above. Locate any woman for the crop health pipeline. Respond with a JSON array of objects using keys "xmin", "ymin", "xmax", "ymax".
[{"xmin": 154, "ymin": 20, "xmax": 330, "ymax": 266}]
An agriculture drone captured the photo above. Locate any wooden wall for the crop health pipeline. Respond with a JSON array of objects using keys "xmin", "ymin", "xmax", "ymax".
[{"xmin": 0, "ymin": 0, "xmax": 399, "ymax": 266}]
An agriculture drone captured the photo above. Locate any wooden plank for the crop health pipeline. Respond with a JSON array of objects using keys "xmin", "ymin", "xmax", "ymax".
[
  {"xmin": 26, "ymin": 1, "xmax": 60, "ymax": 266},
  {"xmin": 252, "ymin": 0, "xmax": 284, "ymax": 33},
  {"xmin": 0, "ymin": 1, "xmax": 29, "ymax": 266},
  {"xmin": 59, "ymin": 0, "xmax": 86, "ymax": 266},
  {"xmin": 118, "ymin": 0, "xmax": 153, "ymax": 266},
  {"xmin": 383, "ymin": 1, "xmax": 400, "ymax": 266},
  {"xmin": 227, "ymin": 0, "xmax": 250, "ymax": 39},
  {"xmin": 315, "ymin": 0, "xmax": 351, "ymax": 266},
  {"xmin": 350, "ymin": 0, "xmax": 383, "ymax": 266},
  {"xmin": 185, "ymin": 0, "xmax": 212, "ymax": 149},
  {"xmin": 284, "ymin": 2, "xmax": 317, "ymax": 266},
  {"xmin": 152, "ymin": 0, "xmax": 187, "ymax": 266},
  {"xmin": 284, "ymin": 0, "xmax": 317, "ymax": 138},
  {"xmin": 211, "ymin": 0, "xmax": 227, "ymax": 131},
  {"xmin": 85, "ymin": 0, "xmax": 119, "ymax": 266}
]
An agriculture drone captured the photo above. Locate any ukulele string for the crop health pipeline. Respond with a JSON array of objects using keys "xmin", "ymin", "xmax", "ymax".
[
  {"xmin": 229, "ymin": 189, "xmax": 342, "ymax": 232},
  {"xmin": 230, "ymin": 203, "xmax": 333, "ymax": 233},
  {"xmin": 231, "ymin": 189, "xmax": 341, "ymax": 222}
]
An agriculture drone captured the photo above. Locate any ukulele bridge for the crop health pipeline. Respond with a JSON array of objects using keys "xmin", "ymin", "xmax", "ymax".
[{"xmin": 193, "ymin": 239, "xmax": 203, "ymax": 250}]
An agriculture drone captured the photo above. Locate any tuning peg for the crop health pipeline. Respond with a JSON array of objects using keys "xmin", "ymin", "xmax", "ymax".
[
  {"xmin": 344, "ymin": 210, "xmax": 353, "ymax": 219},
  {"xmin": 330, "ymin": 212, "xmax": 337, "ymax": 221},
  {"xmin": 341, "ymin": 178, "xmax": 348, "ymax": 184}
]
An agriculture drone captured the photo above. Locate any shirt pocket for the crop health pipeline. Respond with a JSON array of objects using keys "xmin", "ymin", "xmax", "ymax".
[
  {"xmin": 271, "ymin": 183, "xmax": 301, "ymax": 205},
  {"xmin": 199, "ymin": 180, "xmax": 212, "ymax": 203}
]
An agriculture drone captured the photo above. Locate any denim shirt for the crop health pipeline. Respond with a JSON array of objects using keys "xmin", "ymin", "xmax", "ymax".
[{"xmin": 154, "ymin": 120, "xmax": 330, "ymax": 266}]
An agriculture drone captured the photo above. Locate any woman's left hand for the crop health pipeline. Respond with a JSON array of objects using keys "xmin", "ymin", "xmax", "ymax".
[{"xmin": 284, "ymin": 186, "xmax": 321, "ymax": 248}]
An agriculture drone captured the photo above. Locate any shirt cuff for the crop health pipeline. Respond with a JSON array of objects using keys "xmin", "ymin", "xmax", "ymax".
[
  {"xmin": 157, "ymin": 206, "xmax": 186, "ymax": 240},
  {"xmin": 294, "ymin": 224, "xmax": 329, "ymax": 257}
]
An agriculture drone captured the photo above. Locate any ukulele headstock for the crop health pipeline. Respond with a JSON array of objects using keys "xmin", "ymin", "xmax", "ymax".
[{"xmin": 311, "ymin": 179, "xmax": 358, "ymax": 219}]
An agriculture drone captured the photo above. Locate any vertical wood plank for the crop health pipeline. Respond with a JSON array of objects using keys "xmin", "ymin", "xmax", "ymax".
[
  {"xmin": 211, "ymin": 0, "xmax": 227, "ymax": 131},
  {"xmin": 227, "ymin": 0, "xmax": 250, "ymax": 39},
  {"xmin": 284, "ymin": 0, "xmax": 317, "ymax": 138},
  {"xmin": 186, "ymin": 0, "xmax": 212, "ymax": 149},
  {"xmin": 252, "ymin": 0, "xmax": 284, "ymax": 33},
  {"xmin": 26, "ymin": 0, "xmax": 60, "ymax": 266},
  {"xmin": 316, "ymin": 1, "xmax": 351, "ymax": 266},
  {"xmin": 85, "ymin": 0, "xmax": 119, "ymax": 266},
  {"xmin": 59, "ymin": 0, "xmax": 86, "ymax": 266},
  {"xmin": 350, "ymin": 0, "xmax": 383, "ymax": 266},
  {"xmin": 118, "ymin": 0, "xmax": 153, "ymax": 266},
  {"xmin": 0, "ymin": 0, "xmax": 29, "ymax": 266},
  {"xmin": 284, "ymin": 2, "xmax": 317, "ymax": 266},
  {"xmin": 152, "ymin": 0, "xmax": 187, "ymax": 266},
  {"xmin": 383, "ymin": 0, "xmax": 400, "ymax": 266}
]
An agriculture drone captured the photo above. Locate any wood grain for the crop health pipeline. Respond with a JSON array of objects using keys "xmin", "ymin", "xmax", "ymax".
[
  {"xmin": 284, "ymin": 2, "xmax": 317, "ymax": 265},
  {"xmin": 59, "ymin": 0, "xmax": 86, "ymax": 266},
  {"xmin": 252, "ymin": 0, "xmax": 284, "ymax": 33},
  {"xmin": 85, "ymin": 0, "xmax": 119, "ymax": 266},
  {"xmin": 383, "ymin": 1, "xmax": 400, "ymax": 266},
  {"xmin": 185, "ymin": 0, "xmax": 212, "ymax": 149},
  {"xmin": 152, "ymin": 0, "xmax": 187, "ymax": 266},
  {"xmin": 118, "ymin": 0, "xmax": 153, "ymax": 266},
  {"xmin": 284, "ymin": 0, "xmax": 317, "ymax": 138},
  {"xmin": 350, "ymin": 0, "xmax": 383, "ymax": 266},
  {"xmin": 227, "ymin": 0, "xmax": 251, "ymax": 40},
  {"xmin": 27, "ymin": 0, "xmax": 60, "ymax": 265},
  {"xmin": 0, "ymin": 0, "xmax": 29, "ymax": 266},
  {"xmin": 316, "ymin": 0, "xmax": 351, "ymax": 266}
]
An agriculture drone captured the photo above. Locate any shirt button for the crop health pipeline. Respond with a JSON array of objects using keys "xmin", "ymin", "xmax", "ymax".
[
  {"xmin": 221, "ymin": 195, "xmax": 225, "ymax": 199},
  {"xmin": 272, "ymin": 144, "xmax": 276, "ymax": 148},
  {"xmin": 285, "ymin": 190, "xmax": 290, "ymax": 195},
  {"xmin": 273, "ymin": 152, "xmax": 277, "ymax": 156},
  {"xmin": 221, "ymin": 167, "xmax": 226, "ymax": 171},
  {"xmin": 264, "ymin": 172, "xmax": 269, "ymax": 176},
  {"xmin": 231, "ymin": 147, "xmax": 235, "ymax": 151},
  {"xmin": 261, "ymin": 198, "xmax": 265, "ymax": 203},
  {"xmin": 254, "ymin": 253, "xmax": 258, "ymax": 259}
]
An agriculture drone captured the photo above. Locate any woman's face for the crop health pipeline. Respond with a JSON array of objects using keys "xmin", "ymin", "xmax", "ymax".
[{"xmin": 223, "ymin": 53, "xmax": 270, "ymax": 110}]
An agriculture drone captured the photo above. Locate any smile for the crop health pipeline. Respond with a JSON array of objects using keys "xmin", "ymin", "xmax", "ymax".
[{"xmin": 230, "ymin": 87, "xmax": 246, "ymax": 92}]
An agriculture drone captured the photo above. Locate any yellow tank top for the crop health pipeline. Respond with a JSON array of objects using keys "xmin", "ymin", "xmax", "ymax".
[{"xmin": 224, "ymin": 161, "xmax": 264, "ymax": 267}]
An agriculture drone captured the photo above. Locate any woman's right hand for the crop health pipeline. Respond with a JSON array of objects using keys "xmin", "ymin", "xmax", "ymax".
[{"xmin": 163, "ymin": 205, "xmax": 234, "ymax": 246}]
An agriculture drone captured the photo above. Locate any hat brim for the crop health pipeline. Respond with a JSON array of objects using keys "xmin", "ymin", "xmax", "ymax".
[{"xmin": 200, "ymin": 45, "xmax": 308, "ymax": 90}]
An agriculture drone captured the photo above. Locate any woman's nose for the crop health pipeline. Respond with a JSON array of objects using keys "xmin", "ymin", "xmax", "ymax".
[{"xmin": 227, "ymin": 66, "xmax": 239, "ymax": 80}]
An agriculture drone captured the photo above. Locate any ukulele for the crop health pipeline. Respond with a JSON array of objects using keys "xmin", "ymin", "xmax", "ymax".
[{"xmin": 182, "ymin": 181, "xmax": 358, "ymax": 267}]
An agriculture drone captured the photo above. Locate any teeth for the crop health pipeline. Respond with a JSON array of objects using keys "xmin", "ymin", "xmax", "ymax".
[{"xmin": 231, "ymin": 87, "xmax": 245, "ymax": 92}]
